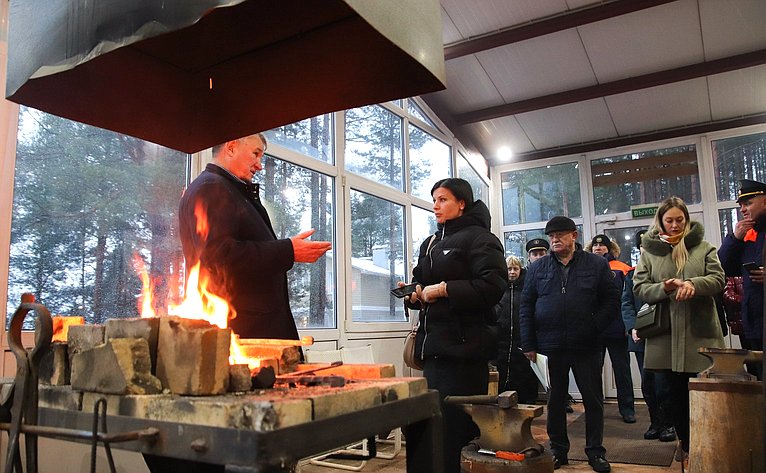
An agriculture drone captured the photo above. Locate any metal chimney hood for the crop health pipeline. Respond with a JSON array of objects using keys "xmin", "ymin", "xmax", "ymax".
[{"xmin": 6, "ymin": 0, "xmax": 446, "ymax": 153}]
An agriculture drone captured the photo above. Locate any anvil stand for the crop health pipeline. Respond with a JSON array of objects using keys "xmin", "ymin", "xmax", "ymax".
[
  {"xmin": 688, "ymin": 347, "xmax": 764, "ymax": 473},
  {"xmin": 445, "ymin": 391, "xmax": 554, "ymax": 472}
]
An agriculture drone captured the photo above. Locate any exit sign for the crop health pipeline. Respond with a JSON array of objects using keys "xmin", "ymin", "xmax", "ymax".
[{"xmin": 631, "ymin": 205, "xmax": 657, "ymax": 218}]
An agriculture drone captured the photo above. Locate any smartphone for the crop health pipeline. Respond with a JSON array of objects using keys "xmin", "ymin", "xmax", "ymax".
[
  {"xmin": 742, "ymin": 262, "xmax": 760, "ymax": 272},
  {"xmin": 391, "ymin": 283, "xmax": 418, "ymax": 298}
]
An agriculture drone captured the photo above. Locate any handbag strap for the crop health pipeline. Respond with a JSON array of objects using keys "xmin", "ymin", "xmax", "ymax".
[{"xmin": 405, "ymin": 234, "xmax": 438, "ymax": 330}]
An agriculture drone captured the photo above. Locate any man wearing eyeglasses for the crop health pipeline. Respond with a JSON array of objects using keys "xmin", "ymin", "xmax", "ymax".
[{"xmin": 520, "ymin": 216, "xmax": 620, "ymax": 473}]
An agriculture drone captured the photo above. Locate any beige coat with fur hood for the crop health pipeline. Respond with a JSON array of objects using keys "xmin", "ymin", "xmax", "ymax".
[{"xmin": 633, "ymin": 221, "xmax": 725, "ymax": 373}]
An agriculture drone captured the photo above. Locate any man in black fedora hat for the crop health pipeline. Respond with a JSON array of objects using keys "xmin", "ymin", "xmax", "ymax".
[
  {"xmin": 718, "ymin": 178, "xmax": 766, "ymax": 379},
  {"xmin": 520, "ymin": 216, "xmax": 619, "ymax": 472}
]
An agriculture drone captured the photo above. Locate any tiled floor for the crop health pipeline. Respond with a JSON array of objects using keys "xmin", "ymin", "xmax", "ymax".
[{"xmin": 298, "ymin": 401, "xmax": 681, "ymax": 473}]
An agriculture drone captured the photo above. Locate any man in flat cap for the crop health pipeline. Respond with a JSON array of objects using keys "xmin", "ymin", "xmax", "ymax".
[
  {"xmin": 718, "ymin": 178, "xmax": 766, "ymax": 379},
  {"xmin": 520, "ymin": 216, "xmax": 620, "ymax": 472},
  {"xmin": 526, "ymin": 238, "xmax": 550, "ymax": 266}
]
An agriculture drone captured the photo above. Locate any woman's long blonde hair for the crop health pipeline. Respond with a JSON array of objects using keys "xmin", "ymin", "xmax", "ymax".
[{"xmin": 650, "ymin": 196, "xmax": 691, "ymax": 274}]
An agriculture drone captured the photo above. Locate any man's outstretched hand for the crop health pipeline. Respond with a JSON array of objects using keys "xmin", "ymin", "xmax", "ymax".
[{"xmin": 291, "ymin": 229, "xmax": 332, "ymax": 263}]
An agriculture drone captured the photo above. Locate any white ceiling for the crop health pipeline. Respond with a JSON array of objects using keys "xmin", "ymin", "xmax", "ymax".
[{"xmin": 421, "ymin": 0, "xmax": 766, "ymax": 164}]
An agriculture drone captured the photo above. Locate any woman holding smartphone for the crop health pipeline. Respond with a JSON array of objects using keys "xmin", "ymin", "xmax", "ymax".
[{"xmin": 403, "ymin": 178, "xmax": 507, "ymax": 473}]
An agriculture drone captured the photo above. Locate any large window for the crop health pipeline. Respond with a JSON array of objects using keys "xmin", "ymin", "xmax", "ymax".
[
  {"xmin": 408, "ymin": 100, "xmax": 436, "ymax": 128},
  {"xmin": 591, "ymin": 144, "xmax": 700, "ymax": 214},
  {"xmin": 712, "ymin": 132, "xmax": 766, "ymax": 202},
  {"xmin": 457, "ymin": 152, "xmax": 490, "ymax": 206},
  {"xmin": 8, "ymin": 107, "xmax": 186, "ymax": 324},
  {"xmin": 349, "ymin": 190, "xmax": 405, "ymax": 322},
  {"xmin": 712, "ymin": 132, "xmax": 766, "ymax": 242},
  {"xmin": 345, "ymin": 105, "xmax": 404, "ymax": 190},
  {"xmin": 253, "ymin": 155, "xmax": 335, "ymax": 329},
  {"xmin": 411, "ymin": 205, "xmax": 438, "ymax": 270},
  {"xmin": 408, "ymin": 124, "xmax": 451, "ymax": 201},
  {"xmin": 6, "ymin": 98, "xmax": 469, "ymax": 334},
  {"xmin": 501, "ymin": 162, "xmax": 581, "ymax": 225},
  {"xmin": 265, "ymin": 114, "xmax": 334, "ymax": 164}
]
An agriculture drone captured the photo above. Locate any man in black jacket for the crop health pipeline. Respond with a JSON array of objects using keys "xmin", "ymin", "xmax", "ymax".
[
  {"xmin": 520, "ymin": 216, "xmax": 619, "ymax": 473},
  {"xmin": 149, "ymin": 134, "xmax": 331, "ymax": 473},
  {"xmin": 178, "ymin": 133, "xmax": 331, "ymax": 339}
]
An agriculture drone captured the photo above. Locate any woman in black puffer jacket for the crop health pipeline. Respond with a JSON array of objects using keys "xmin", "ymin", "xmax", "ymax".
[{"xmin": 403, "ymin": 178, "xmax": 507, "ymax": 473}]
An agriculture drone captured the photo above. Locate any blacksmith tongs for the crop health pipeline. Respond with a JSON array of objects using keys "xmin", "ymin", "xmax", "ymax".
[{"xmin": 1, "ymin": 293, "xmax": 53, "ymax": 473}]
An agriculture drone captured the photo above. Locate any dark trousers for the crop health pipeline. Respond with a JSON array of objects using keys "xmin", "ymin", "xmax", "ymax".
[
  {"xmin": 547, "ymin": 350, "xmax": 605, "ymax": 460},
  {"xmin": 601, "ymin": 337, "xmax": 635, "ymax": 417},
  {"xmin": 497, "ymin": 350, "xmax": 539, "ymax": 404},
  {"xmin": 423, "ymin": 357, "xmax": 488, "ymax": 473},
  {"xmin": 634, "ymin": 351, "xmax": 671, "ymax": 427},
  {"xmin": 742, "ymin": 337, "xmax": 763, "ymax": 380},
  {"xmin": 665, "ymin": 371, "xmax": 694, "ymax": 453}
]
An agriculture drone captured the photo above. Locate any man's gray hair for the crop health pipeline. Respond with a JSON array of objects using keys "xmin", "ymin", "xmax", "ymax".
[{"xmin": 212, "ymin": 133, "xmax": 268, "ymax": 157}]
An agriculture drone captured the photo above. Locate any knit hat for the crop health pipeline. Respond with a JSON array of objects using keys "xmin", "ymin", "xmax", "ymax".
[{"xmin": 590, "ymin": 234, "xmax": 611, "ymax": 247}]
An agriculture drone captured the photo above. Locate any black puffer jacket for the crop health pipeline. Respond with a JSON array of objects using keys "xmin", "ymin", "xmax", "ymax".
[
  {"xmin": 408, "ymin": 200, "xmax": 507, "ymax": 361},
  {"xmin": 495, "ymin": 269, "xmax": 526, "ymax": 365}
]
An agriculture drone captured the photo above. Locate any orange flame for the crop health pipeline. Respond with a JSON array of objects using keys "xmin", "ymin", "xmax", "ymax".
[
  {"xmin": 135, "ymin": 201, "xmax": 262, "ymax": 370},
  {"xmin": 133, "ymin": 253, "xmax": 156, "ymax": 318},
  {"xmin": 194, "ymin": 201, "xmax": 209, "ymax": 242},
  {"xmin": 52, "ymin": 316, "xmax": 85, "ymax": 343},
  {"xmin": 167, "ymin": 261, "xmax": 232, "ymax": 329}
]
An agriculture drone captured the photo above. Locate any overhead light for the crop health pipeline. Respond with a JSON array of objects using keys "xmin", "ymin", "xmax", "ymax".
[{"xmin": 497, "ymin": 146, "xmax": 512, "ymax": 162}]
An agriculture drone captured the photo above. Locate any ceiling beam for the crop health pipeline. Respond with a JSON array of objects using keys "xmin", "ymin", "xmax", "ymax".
[
  {"xmin": 454, "ymin": 49, "xmax": 766, "ymax": 126},
  {"xmin": 444, "ymin": 0, "xmax": 679, "ymax": 60},
  {"xmin": 509, "ymin": 113, "xmax": 766, "ymax": 163}
]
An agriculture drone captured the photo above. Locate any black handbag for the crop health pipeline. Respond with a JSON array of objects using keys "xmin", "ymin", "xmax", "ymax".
[{"xmin": 634, "ymin": 302, "xmax": 668, "ymax": 338}]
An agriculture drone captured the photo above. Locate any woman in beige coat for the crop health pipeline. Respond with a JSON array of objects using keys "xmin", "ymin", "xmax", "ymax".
[{"xmin": 633, "ymin": 197, "xmax": 725, "ymax": 470}]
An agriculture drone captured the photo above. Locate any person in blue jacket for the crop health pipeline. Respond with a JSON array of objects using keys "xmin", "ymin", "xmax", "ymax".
[
  {"xmin": 585, "ymin": 234, "xmax": 635, "ymax": 424},
  {"xmin": 621, "ymin": 230, "xmax": 675, "ymax": 442},
  {"xmin": 718, "ymin": 178, "xmax": 765, "ymax": 380},
  {"xmin": 520, "ymin": 216, "xmax": 620, "ymax": 473}
]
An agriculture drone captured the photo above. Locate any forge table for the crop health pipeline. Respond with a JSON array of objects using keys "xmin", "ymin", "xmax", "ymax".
[{"xmin": 31, "ymin": 378, "xmax": 443, "ymax": 473}]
